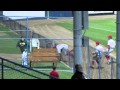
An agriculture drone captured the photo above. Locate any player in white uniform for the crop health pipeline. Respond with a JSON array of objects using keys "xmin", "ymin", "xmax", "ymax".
[
  {"xmin": 56, "ymin": 44, "xmax": 69, "ymax": 54},
  {"xmin": 22, "ymin": 49, "xmax": 28, "ymax": 66},
  {"xmin": 30, "ymin": 38, "xmax": 40, "ymax": 52},
  {"xmin": 56, "ymin": 44, "xmax": 69, "ymax": 60},
  {"xmin": 91, "ymin": 42, "xmax": 104, "ymax": 68},
  {"xmin": 105, "ymin": 35, "xmax": 116, "ymax": 64}
]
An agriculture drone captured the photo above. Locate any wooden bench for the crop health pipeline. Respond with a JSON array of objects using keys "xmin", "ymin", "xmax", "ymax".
[{"xmin": 28, "ymin": 48, "xmax": 60, "ymax": 67}]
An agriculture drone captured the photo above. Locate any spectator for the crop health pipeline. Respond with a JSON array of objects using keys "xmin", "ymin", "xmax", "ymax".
[
  {"xmin": 71, "ymin": 64, "xmax": 85, "ymax": 79},
  {"xmin": 50, "ymin": 66, "xmax": 59, "ymax": 79},
  {"xmin": 105, "ymin": 35, "xmax": 116, "ymax": 64},
  {"xmin": 16, "ymin": 37, "xmax": 28, "ymax": 53},
  {"xmin": 91, "ymin": 41, "xmax": 104, "ymax": 68}
]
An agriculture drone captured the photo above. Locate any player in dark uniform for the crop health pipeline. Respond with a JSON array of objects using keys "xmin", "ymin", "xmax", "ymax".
[{"xmin": 16, "ymin": 37, "xmax": 27, "ymax": 53}]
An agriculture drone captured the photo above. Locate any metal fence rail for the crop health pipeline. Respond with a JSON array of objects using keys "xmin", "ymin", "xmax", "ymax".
[{"xmin": 0, "ymin": 57, "xmax": 58, "ymax": 79}]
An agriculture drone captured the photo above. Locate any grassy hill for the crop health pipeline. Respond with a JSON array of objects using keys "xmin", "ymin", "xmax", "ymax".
[{"xmin": 0, "ymin": 23, "xmax": 20, "ymax": 54}]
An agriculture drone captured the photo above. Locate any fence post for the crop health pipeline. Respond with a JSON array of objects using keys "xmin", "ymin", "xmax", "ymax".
[
  {"xmin": 98, "ymin": 51, "xmax": 101, "ymax": 79},
  {"xmin": 111, "ymin": 57, "xmax": 114, "ymax": 79},
  {"xmin": 1, "ymin": 59, "xmax": 4, "ymax": 79},
  {"xmin": 87, "ymin": 46, "xmax": 91, "ymax": 79},
  {"xmin": 68, "ymin": 50, "xmax": 70, "ymax": 67}
]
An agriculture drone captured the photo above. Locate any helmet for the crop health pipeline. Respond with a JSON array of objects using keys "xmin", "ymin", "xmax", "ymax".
[
  {"xmin": 96, "ymin": 41, "xmax": 100, "ymax": 45},
  {"xmin": 108, "ymin": 35, "xmax": 112, "ymax": 39}
]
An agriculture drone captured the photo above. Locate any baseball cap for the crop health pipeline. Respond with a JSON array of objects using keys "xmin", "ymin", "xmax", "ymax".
[
  {"xmin": 96, "ymin": 41, "xmax": 100, "ymax": 45},
  {"xmin": 108, "ymin": 35, "xmax": 112, "ymax": 39}
]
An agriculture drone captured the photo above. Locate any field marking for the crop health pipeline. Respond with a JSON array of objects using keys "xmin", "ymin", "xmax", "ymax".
[
  {"xmin": 55, "ymin": 21, "xmax": 116, "ymax": 33},
  {"xmin": 60, "ymin": 61, "xmax": 72, "ymax": 69},
  {"xmin": 0, "ymin": 68, "xmax": 73, "ymax": 72},
  {"xmin": 89, "ymin": 26, "xmax": 116, "ymax": 33}
]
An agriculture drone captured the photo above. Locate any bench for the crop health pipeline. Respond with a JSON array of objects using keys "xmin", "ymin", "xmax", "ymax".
[{"xmin": 28, "ymin": 48, "xmax": 60, "ymax": 67}]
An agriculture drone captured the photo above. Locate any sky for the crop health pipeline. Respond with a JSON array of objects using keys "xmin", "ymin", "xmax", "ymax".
[{"xmin": 3, "ymin": 11, "xmax": 45, "ymax": 19}]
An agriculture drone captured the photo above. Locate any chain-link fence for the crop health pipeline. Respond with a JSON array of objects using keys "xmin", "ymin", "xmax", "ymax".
[
  {"xmin": 0, "ymin": 57, "xmax": 59, "ymax": 79},
  {"xmin": 0, "ymin": 15, "xmax": 116, "ymax": 79}
]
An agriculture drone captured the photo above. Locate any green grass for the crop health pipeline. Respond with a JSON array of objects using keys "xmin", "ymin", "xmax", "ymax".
[
  {"xmin": 2, "ymin": 69, "xmax": 73, "ymax": 79},
  {"xmin": 0, "ymin": 61, "xmax": 73, "ymax": 79},
  {"xmin": 0, "ymin": 24, "xmax": 21, "ymax": 54},
  {"xmin": 57, "ymin": 19, "xmax": 116, "ymax": 48}
]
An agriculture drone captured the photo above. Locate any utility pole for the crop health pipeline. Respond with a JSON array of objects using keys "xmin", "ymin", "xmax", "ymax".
[
  {"xmin": 73, "ymin": 11, "xmax": 83, "ymax": 72},
  {"xmin": 46, "ymin": 11, "xmax": 49, "ymax": 19},
  {"xmin": 116, "ymin": 11, "xmax": 120, "ymax": 79}
]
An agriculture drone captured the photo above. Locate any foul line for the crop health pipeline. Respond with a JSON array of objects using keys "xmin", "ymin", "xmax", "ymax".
[{"xmin": 90, "ymin": 26, "xmax": 116, "ymax": 33}]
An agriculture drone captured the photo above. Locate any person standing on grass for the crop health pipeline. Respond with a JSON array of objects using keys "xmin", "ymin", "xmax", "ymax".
[
  {"xmin": 16, "ymin": 37, "xmax": 27, "ymax": 53},
  {"xmin": 105, "ymin": 35, "xmax": 116, "ymax": 64},
  {"xmin": 49, "ymin": 66, "xmax": 59, "ymax": 79},
  {"xmin": 22, "ymin": 48, "xmax": 28, "ymax": 66}
]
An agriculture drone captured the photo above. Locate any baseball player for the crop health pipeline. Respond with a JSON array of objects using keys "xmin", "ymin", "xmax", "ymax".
[
  {"xmin": 105, "ymin": 35, "xmax": 116, "ymax": 64},
  {"xmin": 22, "ymin": 49, "xmax": 28, "ymax": 66},
  {"xmin": 16, "ymin": 37, "xmax": 27, "ymax": 53},
  {"xmin": 91, "ymin": 41, "xmax": 104, "ymax": 68},
  {"xmin": 56, "ymin": 44, "xmax": 69, "ymax": 60},
  {"xmin": 56, "ymin": 44, "xmax": 69, "ymax": 54}
]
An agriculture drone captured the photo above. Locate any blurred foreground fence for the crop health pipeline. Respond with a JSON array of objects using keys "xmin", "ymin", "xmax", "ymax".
[{"xmin": 0, "ymin": 57, "xmax": 58, "ymax": 79}]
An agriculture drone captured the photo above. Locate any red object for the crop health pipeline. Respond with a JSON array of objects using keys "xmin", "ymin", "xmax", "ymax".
[
  {"xmin": 53, "ymin": 46, "xmax": 56, "ymax": 48},
  {"xmin": 96, "ymin": 42, "xmax": 100, "ymax": 45},
  {"xmin": 69, "ymin": 49, "xmax": 74, "ymax": 56},
  {"xmin": 105, "ymin": 56, "xmax": 110, "ymax": 61},
  {"xmin": 50, "ymin": 70, "xmax": 59, "ymax": 79},
  {"xmin": 108, "ymin": 35, "xmax": 112, "ymax": 39},
  {"xmin": 70, "ymin": 49, "xmax": 74, "ymax": 52},
  {"xmin": 53, "ymin": 44, "xmax": 56, "ymax": 48}
]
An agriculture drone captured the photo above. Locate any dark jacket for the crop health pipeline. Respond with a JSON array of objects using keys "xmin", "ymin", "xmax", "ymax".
[
  {"xmin": 16, "ymin": 40, "xmax": 27, "ymax": 47},
  {"xmin": 71, "ymin": 71, "xmax": 85, "ymax": 79}
]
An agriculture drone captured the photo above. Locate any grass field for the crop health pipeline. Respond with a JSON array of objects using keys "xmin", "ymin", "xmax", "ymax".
[
  {"xmin": 1, "ymin": 60, "xmax": 73, "ymax": 79},
  {"xmin": 0, "ymin": 24, "xmax": 20, "ymax": 54},
  {"xmin": 57, "ymin": 18, "xmax": 116, "ymax": 48},
  {"xmin": 3, "ymin": 69, "xmax": 73, "ymax": 79}
]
